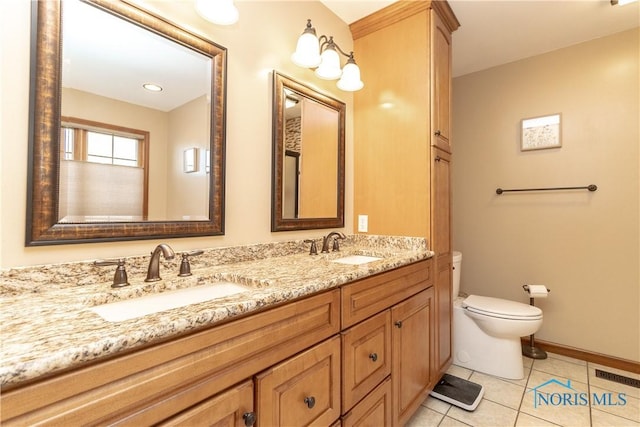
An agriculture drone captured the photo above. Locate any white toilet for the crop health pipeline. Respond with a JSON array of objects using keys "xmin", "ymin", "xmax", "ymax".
[{"xmin": 452, "ymin": 251, "xmax": 543, "ymax": 379}]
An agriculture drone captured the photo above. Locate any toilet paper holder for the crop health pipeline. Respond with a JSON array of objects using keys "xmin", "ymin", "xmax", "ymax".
[{"xmin": 522, "ymin": 284, "xmax": 550, "ymax": 360}]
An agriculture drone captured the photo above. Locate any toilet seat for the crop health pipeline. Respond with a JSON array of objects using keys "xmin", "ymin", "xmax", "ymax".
[{"xmin": 463, "ymin": 295, "xmax": 542, "ymax": 320}]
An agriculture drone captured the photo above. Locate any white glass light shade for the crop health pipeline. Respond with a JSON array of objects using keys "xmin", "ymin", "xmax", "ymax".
[
  {"xmin": 195, "ymin": 0, "xmax": 239, "ymax": 26},
  {"xmin": 291, "ymin": 32, "xmax": 321, "ymax": 68},
  {"xmin": 315, "ymin": 47, "xmax": 342, "ymax": 80},
  {"xmin": 337, "ymin": 61, "xmax": 364, "ymax": 91}
]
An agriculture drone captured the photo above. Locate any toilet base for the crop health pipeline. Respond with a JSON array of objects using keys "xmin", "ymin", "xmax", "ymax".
[
  {"xmin": 454, "ymin": 333, "xmax": 525, "ymax": 379},
  {"xmin": 454, "ymin": 298, "xmax": 528, "ymax": 380}
]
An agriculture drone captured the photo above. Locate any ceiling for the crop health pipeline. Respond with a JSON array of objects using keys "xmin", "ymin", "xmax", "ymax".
[
  {"xmin": 63, "ymin": 0, "xmax": 211, "ymax": 112},
  {"xmin": 320, "ymin": 0, "xmax": 640, "ymax": 77}
]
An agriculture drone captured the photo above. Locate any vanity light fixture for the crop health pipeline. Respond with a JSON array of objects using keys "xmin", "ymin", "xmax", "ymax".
[
  {"xmin": 611, "ymin": 0, "xmax": 638, "ymax": 5},
  {"xmin": 143, "ymin": 83, "xmax": 163, "ymax": 92},
  {"xmin": 195, "ymin": 0, "xmax": 239, "ymax": 25},
  {"xmin": 291, "ymin": 19, "xmax": 364, "ymax": 92},
  {"xmin": 285, "ymin": 95, "xmax": 299, "ymax": 109}
]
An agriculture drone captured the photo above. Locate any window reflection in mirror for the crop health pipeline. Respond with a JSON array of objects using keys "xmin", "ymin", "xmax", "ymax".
[
  {"xmin": 271, "ymin": 72, "xmax": 345, "ymax": 232},
  {"xmin": 58, "ymin": 117, "xmax": 150, "ymax": 222}
]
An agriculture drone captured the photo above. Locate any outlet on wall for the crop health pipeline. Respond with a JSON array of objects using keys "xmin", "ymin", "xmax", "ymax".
[{"xmin": 358, "ymin": 215, "xmax": 368, "ymax": 232}]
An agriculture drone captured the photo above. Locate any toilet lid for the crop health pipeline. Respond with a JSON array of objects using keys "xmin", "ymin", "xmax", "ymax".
[{"xmin": 463, "ymin": 295, "xmax": 542, "ymax": 319}]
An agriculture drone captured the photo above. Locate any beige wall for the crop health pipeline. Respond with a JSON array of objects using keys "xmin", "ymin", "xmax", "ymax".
[
  {"xmin": 0, "ymin": 0, "xmax": 353, "ymax": 267},
  {"xmin": 452, "ymin": 29, "xmax": 639, "ymax": 361},
  {"xmin": 167, "ymin": 95, "xmax": 210, "ymax": 220}
]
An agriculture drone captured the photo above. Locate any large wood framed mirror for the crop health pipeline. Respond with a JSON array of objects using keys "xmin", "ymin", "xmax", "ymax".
[
  {"xmin": 26, "ymin": 0, "xmax": 227, "ymax": 245},
  {"xmin": 271, "ymin": 72, "xmax": 345, "ymax": 231}
]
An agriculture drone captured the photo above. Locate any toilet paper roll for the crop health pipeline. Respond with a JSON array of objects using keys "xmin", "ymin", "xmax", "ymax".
[{"xmin": 526, "ymin": 284, "xmax": 549, "ymax": 298}]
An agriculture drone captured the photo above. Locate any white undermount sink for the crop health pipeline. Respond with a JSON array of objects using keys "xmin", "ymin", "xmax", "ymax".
[
  {"xmin": 331, "ymin": 255, "xmax": 383, "ymax": 265},
  {"xmin": 89, "ymin": 282, "xmax": 249, "ymax": 322}
]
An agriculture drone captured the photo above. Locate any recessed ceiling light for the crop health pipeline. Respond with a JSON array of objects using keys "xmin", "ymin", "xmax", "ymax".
[{"xmin": 143, "ymin": 83, "xmax": 163, "ymax": 92}]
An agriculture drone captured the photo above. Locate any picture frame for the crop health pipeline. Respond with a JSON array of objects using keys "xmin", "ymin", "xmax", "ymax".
[
  {"xmin": 521, "ymin": 113, "xmax": 562, "ymax": 151},
  {"xmin": 183, "ymin": 147, "xmax": 198, "ymax": 173}
]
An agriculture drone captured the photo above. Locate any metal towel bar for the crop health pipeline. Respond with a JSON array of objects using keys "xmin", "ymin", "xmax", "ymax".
[{"xmin": 496, "ymin": 184, "xmax": 597, "ymax": 195}]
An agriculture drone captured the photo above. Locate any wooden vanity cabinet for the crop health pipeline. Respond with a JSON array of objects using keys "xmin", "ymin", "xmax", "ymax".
[
  {"xmin": 340, "ymin": 259, "xmax": 433, "ymax": 426},
  {"xmin": 159, "ymin": 380, "xmax": 255, "ymax": 427},
  {"xmin": 1, "ymin": 260, "xmax": 437, "ymax": 427},
  {"xmin": 0, "ymin": 290, "xmax": 340, "ymax": 426},
  {"xmin": 255, "ymin": 336, "xmax": 341, "ymax": 426}
]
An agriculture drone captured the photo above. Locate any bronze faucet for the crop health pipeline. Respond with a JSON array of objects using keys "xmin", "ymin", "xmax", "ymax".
[
  {"xmin": 321, "ymin": 231, "xmax": 346, "ymax": 253},
  {"xmin": 145, "ymin": 244, "xmax": 176, "ymax": 282}
]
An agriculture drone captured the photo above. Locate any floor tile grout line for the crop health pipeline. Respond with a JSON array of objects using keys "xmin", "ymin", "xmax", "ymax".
[{"xmin": 513, "ymin": 362, "xmax": 532, "ymax": 425}]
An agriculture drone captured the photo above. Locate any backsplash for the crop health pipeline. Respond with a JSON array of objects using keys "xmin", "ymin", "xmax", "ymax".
[{"xmin": 0, "ymin": 235, "xmax": 428, "ymax": 296}]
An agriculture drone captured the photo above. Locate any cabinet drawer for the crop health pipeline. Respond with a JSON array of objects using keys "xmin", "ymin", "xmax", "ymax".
[
  {"xmin": 1, "ymin": 290, "xmax": 340, "ymax": 426},
  {"xmin": 341, "ymin": 310, "xmax": 391, "ymax": 412},
  {"xmin": 341, "ymin": 259, "xmax": 432, "ymax": 328},
  {"xmin": 256, "ymin": 336, "xmax": 341, "ymax": 427},
  {"xmin": 341, "ymin": 377, "xmax": 391, "ymax": 427},
  {"xmin": 160, "ymin": 380, "xmax": 254, "ymax": 427}
]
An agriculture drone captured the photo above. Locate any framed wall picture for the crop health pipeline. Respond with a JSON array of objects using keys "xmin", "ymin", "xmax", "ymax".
[
  {"xmin": 521, "ymin": 113, "xmax": 562, "ymax": 151},
  {"xmin": 183, "ymin": 147, "xmax": 198, "ymax": 173}
]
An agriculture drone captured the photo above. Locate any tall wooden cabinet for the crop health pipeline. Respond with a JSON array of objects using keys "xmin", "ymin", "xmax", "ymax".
[{"xmin": 351, "ymin": 0, "xmax": 459, "ymax": 385}]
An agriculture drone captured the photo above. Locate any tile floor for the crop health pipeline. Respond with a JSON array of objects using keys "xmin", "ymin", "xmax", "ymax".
[{"xmin": 407, "ymin": 352, "xmax": 640, "ymax": 427}]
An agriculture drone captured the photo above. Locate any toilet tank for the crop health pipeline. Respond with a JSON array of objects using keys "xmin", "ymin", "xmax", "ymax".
[{"xmin": 453, "ymin": 251, "xmax": 462, "ymax": 297}]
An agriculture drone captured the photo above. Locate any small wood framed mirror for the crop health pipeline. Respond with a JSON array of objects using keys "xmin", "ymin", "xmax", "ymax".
[{"xmin": 271, "ymin": 72, "xmax": 345, "ymax": 231}]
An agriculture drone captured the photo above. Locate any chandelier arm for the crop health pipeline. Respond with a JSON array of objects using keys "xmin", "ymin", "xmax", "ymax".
[
  {"xmin": 331, "ymin": 42, "xmax": 353, "ymax": 59},
  {"xmin": 317, "ymin": 35, "xmax": 352, "ymax": 59},
  {"xmin": 318, "ymin": 35, "xmax": 329, "ymax": 47}
]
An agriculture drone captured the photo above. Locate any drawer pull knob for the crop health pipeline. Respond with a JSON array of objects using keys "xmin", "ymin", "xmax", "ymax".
[
  {"xmin": 435, "ymin": 130, "xmax": 442, "ymax": 136},
  {"xmin": 369, "ymin": 352, "xmax": 378, "ymax": 362},
  {"xmin": 304, "ymin": 396, "xmax": 316, "ymax": 409},
  {"xmin": 243, "ymin": 412, "xmax": 256, "ymax": 426},
  {"xmin": 395, "ymin": 321, "xmax": 403, "ymax": 328}
]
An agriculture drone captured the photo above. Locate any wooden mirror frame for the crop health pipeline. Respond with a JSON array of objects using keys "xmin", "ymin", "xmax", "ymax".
[
  {"xmin": 26, "ymin": 0, "xmax": 227, "ymax": 245},
  {"xmin": 271, "ymin": 71, "xmax": 345, "ymax": 232}
]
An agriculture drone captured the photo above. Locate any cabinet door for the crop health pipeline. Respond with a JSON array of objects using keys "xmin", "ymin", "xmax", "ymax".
[
  {"xmin": 255, "ymin": 336, "xmax": 341, "ymax": 426},
  {"xmin": 342, "ymin": 310, "xmax": 391, "ymax": 412},
  {"xmin": 341, "ymin": 377, "xmax": 392, "ymax": 427},
  {"xmin": 432, "ymin": 148, "xmax": 453, "ymax": 375},
  {"xmin": 435, "ymin": 254, "xmax": 453, "ymax": 374},
  {"xmin": 160, "ymin": 380, "xmax": 255, "ymax": 427},
  {"xmin": 431, "ymin": 8, "xmax": 453, "ymax": 153},
  {"xmin": 391, "ymin": 288, "xmax": 434, "ymax": 427}
]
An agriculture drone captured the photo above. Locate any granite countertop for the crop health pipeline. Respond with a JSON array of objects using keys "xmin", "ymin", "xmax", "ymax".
[{"xmin": 0, "ymin": 235, "xmax": 433, "ymax": 389}]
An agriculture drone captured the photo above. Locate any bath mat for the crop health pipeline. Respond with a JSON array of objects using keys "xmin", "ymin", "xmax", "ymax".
[{"xmin": 430, "ymin": 373, "xmax": 484, "ymax": 411}]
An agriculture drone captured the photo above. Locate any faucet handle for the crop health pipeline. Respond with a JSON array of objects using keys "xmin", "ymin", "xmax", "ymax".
[
  {"xmin": 331, "ymin": 233, "xmax": 346, "ymax": 252},
  {"xmin": 94, "ymin": 258, "xmax": 130, "ymax": 288},
  {"xmin": 178, "ymin": 250, "xmax": 204, "ymax": 277},
  {"xmin": 303, "ymin": 239, "xmax": 318, "ymax": 255}
]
